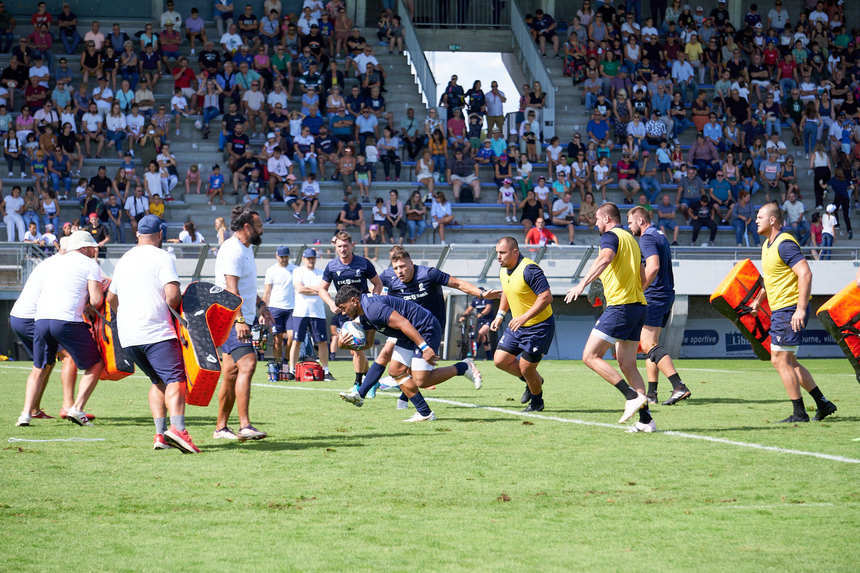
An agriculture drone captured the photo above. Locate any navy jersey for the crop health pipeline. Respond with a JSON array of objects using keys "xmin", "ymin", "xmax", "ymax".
[
  {"xmin": 358, "ymin": 294, "xmax": 441, "ymax": 348},
  {"xmin": 380, "ymin": 264, "xmax": 450, "ymax": 326},
  {"xmin": 323, "ymin": 255, "xmax": 378, "ymax": 293},
  {"xmin": 470, "ymin": 296, "xmax": 493, "ymax": 321},
  {"xmin": 639, "ymin": 226, "xmax": 675, "ymax": 301}
]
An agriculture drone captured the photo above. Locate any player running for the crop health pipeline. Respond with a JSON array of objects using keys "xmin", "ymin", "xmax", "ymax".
[
  {"xmin": 290, "ymin": 248, "xmax": 335, "ymax": 380},
  {"xmin": 459, "ymin": 296, "xmax": 496, "ymax": 361},
  {"xmin": 565, "ymin": 203, "xmax": 656, "ymax": 432},
  {"xmin": 107, "ymin": 215, "xmax": 199, "ymax": 453},
  {"xmin": 490, "ymin": 237, "xmax": 555, "ymax": 413},
  {"xmin": 213, "ymin": 206, "xmax": 271, "ymax": 441},
  {"xmin": 30, "ymin": 231, "xmax": 105, "ymax": 426},
  {"xmin": 627, "ymin": 206, "xmax": 692, "ymax": 405},
  {"xmin": 341, "ymin": 246, "xmax": 491, "ymax": 409},
  {"xmin": 335, "ymin": 286, "xmax": 478, "ymax": 421},
  {"xmin": 749, "ymin": 202, "xmax": 837, "ymax": 422},
  {"xmin": 317, "ymin": 231, "xmax": 383, "ymax": 393},
  {"xmin": 262, "ymin": 246, "xmax": 297, "ymax": 380}
]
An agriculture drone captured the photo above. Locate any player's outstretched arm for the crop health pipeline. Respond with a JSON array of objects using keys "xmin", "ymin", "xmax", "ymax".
[
  {"xmin": 565, "ymin": 247, "xmax": 614, "ymax": 303},
  {"xmin": 448, "ymin": 276, "xmax": 501, "ymax": 299}
]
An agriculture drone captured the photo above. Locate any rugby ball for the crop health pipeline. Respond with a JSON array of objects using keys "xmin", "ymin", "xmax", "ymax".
[{"xmin": 341, "ymin": 320, "xmax": 367, "ymax": 350}]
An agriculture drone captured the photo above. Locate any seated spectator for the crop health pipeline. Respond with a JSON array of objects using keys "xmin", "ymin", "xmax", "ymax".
[
  {"xmin": 519, "ymin": 188, "xmax": 542, "ymax": 232},
  {"xmin": 758, "ymin": 152, "xmax": 781, "ymax": 201},
  {"xmin": 578, "ymin": 191, "xmax": 597, "ymax": 228},
  {"xmin": 550, "ymin": 191, "xmax": 576, "ymax": 244},
  {"xmin": 185, "ymin": 163, "xmax": 202, "ymax": 196},
  {"xmin": 781, "ymin": 190, "xmax": 809, "ymax": 245},
  {"xmin": 690, "ymin": 195, "xmax": 717, "ymax": 246},
  {"xmin": 676, "ymin": 165, "xmax": 706, "ymax": 221},
  {"xmin": 241, "ymin": 167, "xmax": 272, "ymax": 223},
  {"xmin": 404, "ymin": 189, "xmax": 427, "ymax": 243},
  {"xmin": 185, "ymin": 7, "xmax": 207, "ymax": 55},
  {"xmin": 656, "ymin": 194, "xmax": 679, "ymax": 245},
  {"xmin": 447, "ymin": 148, "xmax": 480, "ymax": 202},
  {"xmin": 525, "ymin": 216, "xmax": 558, "ymax": 246},
  {"xmin": 616, "ymin": 151, "xmax": 640, "ymax": 204},
  {"xmin": 729, "ymin": 190, "xmax": 758, "ymax": 247},
  {"xmin": 430, "ymin": 190, "xmax": 455, "ymax": 244},
  {"xmin": 707, "ymin": 169, "xmax": 734, "ymax": 223},
  {"xmin": 337, "ymin": 194, "xmax": 365, "ymax": 236}
]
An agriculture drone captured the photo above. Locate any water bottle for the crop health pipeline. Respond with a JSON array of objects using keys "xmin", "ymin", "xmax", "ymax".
[{"xmin": 267, "ymin": 361, "xmax": 279, "ymax": 382}]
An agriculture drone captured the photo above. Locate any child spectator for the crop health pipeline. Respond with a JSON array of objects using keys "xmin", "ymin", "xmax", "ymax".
[
  {"xmin": 170, "ymin": 87, "xmax": 189, "ymax": 136},
  {"xmin": 185, "ymin": 163, "xmax": 201, "ymax": 196},
  {"xmin": 499, "ymin": 178, "xmax": 518, "ymax": 223},
  {"xmin": 355, "ymin": 154, "xmax": 371, "ymax": 202}
]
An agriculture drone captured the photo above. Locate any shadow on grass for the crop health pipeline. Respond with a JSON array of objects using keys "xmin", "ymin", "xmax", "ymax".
[
  {"xmin": 93, "ymin": 416, "xmax": 215, "ymax": 426},
  {"xmin": 204, "ymin": 432, "xmax": 416, "ymax": 451},
  {"xmin": 438, "ymin": 417, "xmax": 522, "ymax": 423},
  {"xmin": 683, "ymin": 398, "xmax": 785, "ymax": 405},
  {"xmin": 669, "ymin": 425, "xmax": 790, "ymax": 432}
]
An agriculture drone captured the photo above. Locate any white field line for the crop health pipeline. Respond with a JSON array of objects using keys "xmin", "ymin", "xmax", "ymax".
[
  {"xmin": 7, "ymin": 437, "xmax": 105, "ymax": 443},
  {"xmin": 253, "ymin": 383, "xmax": 860, "ymax": 465}
]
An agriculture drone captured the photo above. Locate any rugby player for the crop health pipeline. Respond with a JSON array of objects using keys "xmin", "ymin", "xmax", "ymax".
[
  {"xmin": 342, "ymin": 246, "xmax": 490, "ymax": 409},
  {"xmin": 31, "ymin": 231, "xmax": 105, "ymax": 426},
  {"xmin": 459, "ymin": 295, "xmax": 496, "ymax": 361},
  {"xmin": 565, "ymin": 204, "xmax": 656, "ymax": 432},
  {"xmin": 490, "ymin": 237, "xmax": 555, "ymax": 413},
  {"xmin": 627, "ymin": 206, "xmax": 692, "ymax": 405},
  {"xmin": 213, "ymin": 206, "xmax": 271, "ymax": 441},
  {"xmin": 290, "ymin": 248, "xmax": 335, "ymax": 380},
  {"xmin": 107, "ymin": 215, "xmax": 199, "ymax": 453},
  {"xmin": 335, "ymin": 286, "xmax": 476, "ymax": 421},
  {"xmin": 317, "ymin": 231, "xmax": 383, "ymax": 392},
  {"xmin": 262, "ymin": 246, "xmax": 297, "ymax": 379},
  {"xmin": 749, "ymin": 202, "xmax": 837, "ymax": 422}
]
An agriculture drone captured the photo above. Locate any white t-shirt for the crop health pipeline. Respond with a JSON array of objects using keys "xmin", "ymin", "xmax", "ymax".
[
  {"xmin": 264, "ymin": 262, "xmax": 296, "ymax": 310},
  {"xmin": 144, "ymin": 171, "xmax": 162, "ymax": 194},
  {"xmin": 4, "ymin": 194, "xmax": 24, "ymax": 214},
  {"xmin": 170, "ymin": 95, "xmax": 188, "ymax": 111},
  {"xmin": 553, "ymin": 198, "xmax": 574, "ymax": 218},
  {"xmin": 292, "ymin": 265, "xmax": 325, "ymax": 318},
  {"xmin": 267, "ymin": 90, "xmax": 288, "ymax": 109},
  {"xmin": 220, "ymin": 32, "xmax": 242, "ymax": 52},
  {"xmin": 35, "ymin": 250, "xmax": 102, "ymax": 322},
  {"xmin": 781, "ymin": 200, "xmax": 805, "ymax": 224},
  {"xmin": 822, "ymin": 213, "xmax": 837, "ymax": 235},
  {"xmin": 353, "ymin": 53, "xmax": 378, "ymax": 74},
  {"xmin": 11, "ymin": 254, "xmax": 58, "ymax": 318},
  {"xmin": 301, "ymin": 180, "xmax": 320, "ymax": 197},
  {"xmin": 108, "ymin": 244, "xmax": 179, "ymax": 346},
  {"xmin": 106, "ymin": 114, "xmax": 127, "ymax": 131},
  {"xmin": 267, "ymin": 155, "xmax": 292, "ymax": 177},
  {"xmin": 499, "ymin": 185, "xmax": 516, "ymax": 203},
  {"xmin": 124, "ymin": 194, "xmax": 149, "ymax": 216},
  {"xmin": 178, "ymin": 229, "xmax": 205, "ymax": 243},
  {"xmin": 594, "ymin": 164, "xmax": 610, "ymax": 183},
  {"xmin": 533, "ymin": 184, "xmax": 551, "ymax": 201},
  {"xmin": 215, "ymin": 235, "xmax": 257, "ymax": 321},
  {"xmin": 242, "ymin": 90, "xmax": 265, "ymax": 111},
  {"xmin": 82, "ymin": 112, "xmax": 102, "ymax": 132},
  {"xmin": 126, "ymin": 113, "xmax": 145, "ymax": 135}
]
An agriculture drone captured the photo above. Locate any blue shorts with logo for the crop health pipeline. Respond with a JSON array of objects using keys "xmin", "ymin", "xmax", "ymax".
[
  {"xmin": 269, "ymin": 307, "xmax": 293, "ymax": 334},
  {"xmin": 644, "ymin": 295, "xmax": 674, "ymax": 328},
  {"xmin": 770, "ymin": 305, "xmax": 807, "ymax": 349},
  {"xmin": 497, "ymin": 316, "xmax": 555, "ymax": 361},
  {"xmin": 220, "ymin": 324, "xmax": 256, "ymax": 360},
  {"xmin": 10, "ymin": 315, "xmax": 35, "ymax": 357},
  {"xmin": 33, "ymin": 319, "xmax": 101, "ymax": 370},
  {"xmin": 295, "ymin": 316, "xmax": 329, "ymax": 344},
  {"xmin": 124, "ymin": 339, "xmax": 186, "ymax": 385},
  {"xmin": 594, "ymin": 303, "xmax": 647, "ymax": 342}
]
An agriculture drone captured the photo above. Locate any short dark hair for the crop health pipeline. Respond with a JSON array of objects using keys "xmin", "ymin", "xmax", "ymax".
[
  {"xmin": 230, "ymin": 205, "xmax": 258, "ymax": 232},
  {"xmin": 335, "ymin": 285, "xmax": 362, "ymax": 306},
  {"xmin": 597, "ymin": 202, "xmax": 621, "ymax": 223},
  {"xmin": 497, "ymin": 236, "xmax": 519, "ymax": 250},
  {"xmin": 389, "ymin": 246, "xmax": 411, "ymax": 263}
]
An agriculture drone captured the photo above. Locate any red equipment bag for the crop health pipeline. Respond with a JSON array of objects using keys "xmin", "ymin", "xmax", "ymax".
[
  {"xmin": 816, "ymin": 281, "xmax": 860, "ymax": 384},
  {"xmin": 709, "ymin": 258, "xmax": 772, "ymax": 360},
  {"xmin": 296, "ymin": 361, "xmax": 324, "ymax": 382},
  {"xmin": 84, "ymin": 278, "xmax": 135, "ymax": 381},
  {"xmin": 173, "ymin": 282, "xmax": 242, "ymax": 406}
]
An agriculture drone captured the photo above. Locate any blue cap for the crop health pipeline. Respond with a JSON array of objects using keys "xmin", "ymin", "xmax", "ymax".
[
  {"xmin": 302, "ymin": 248, "xmax": 317, "ymax": 258},
  {"xmin": 137, "ymin": 214, "xmax": 163, "ymax": 235},
  {"xmin": 276, "ymin": 245, "xmax": 290, "ymax": 257}
]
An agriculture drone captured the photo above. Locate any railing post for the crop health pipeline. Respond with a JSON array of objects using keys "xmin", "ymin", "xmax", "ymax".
[{"xmin": 191, "ymin": 244, "xmax": 209, "ymax": 282}]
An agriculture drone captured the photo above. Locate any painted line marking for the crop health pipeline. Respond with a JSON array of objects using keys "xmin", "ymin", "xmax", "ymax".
[
  {"xmin": 253, "ymin": 384, "xmax": 860, "ymax": 465},
  {"xmin": 7, "ymin": 437, "xmax": 106, "ymax": 443}
]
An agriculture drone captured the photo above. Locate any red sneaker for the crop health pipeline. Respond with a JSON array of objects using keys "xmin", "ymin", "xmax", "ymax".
[
  {"xmin": 31, "ymin": 409, "xmax": 54, "ymax": 419},
  {"xmin": 153, "ymin": 434, "xmax": 170, "ymax": 450},
  {"xmin": 164, "ymin": 426, "xmax": 201, "ymax": 453},
  {"xmin": 59, "ymin": 408, "xmax": 95, "ymax": 421}
]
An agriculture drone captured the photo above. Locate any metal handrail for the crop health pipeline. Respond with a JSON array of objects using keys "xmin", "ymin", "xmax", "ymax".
[
  {"xmin": 510, "ymin": 0, "xmax": 555, "ymax": 141},
  {"xmin": 399, "ymin": 0, "xmax": 436, "ymax": 109}
]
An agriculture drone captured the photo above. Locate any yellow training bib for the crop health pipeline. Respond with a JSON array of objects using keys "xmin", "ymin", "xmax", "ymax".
[
  {"xmin": 600, "ymin": 227, "xmax": 647, "ymax": 306},
  {"xmin": 499, "ymin": 256, "xmax": 553, "ymax": 327}
]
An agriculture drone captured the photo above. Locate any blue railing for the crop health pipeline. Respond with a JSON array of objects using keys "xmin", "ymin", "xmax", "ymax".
[{"xmin": 510, "ymin": 0, "xmax": 555, "ymax": 141}]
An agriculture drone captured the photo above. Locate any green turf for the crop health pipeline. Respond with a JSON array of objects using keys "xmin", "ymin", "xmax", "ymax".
[{"xmin": 0, "ymin": 358, "xmax": 857, "ymax": 572}]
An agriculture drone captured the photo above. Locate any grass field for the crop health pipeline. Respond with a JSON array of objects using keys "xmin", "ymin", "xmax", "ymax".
[{"xmin": 1, "ymin": 358, "xmax": 858, "ymax": 572}]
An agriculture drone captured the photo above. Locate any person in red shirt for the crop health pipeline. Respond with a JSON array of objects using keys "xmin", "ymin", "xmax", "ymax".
[
  {"xmin": 24, "ymin": 76, "xmax": 48, "ymax": 111},
  {"xmin": 616, "ymin": 152, "xmax": 641, "ymax": 204},
  {"xmin": 31, "ymin": 1, "xmax": 51, "ymax": 31},
  {"xmin": 171, "ymin": 56, "xmax": 196, "ymax": 98},
  {"xmin": 525, "ymin": 217, "xmax": 558, "ymax": 246}
]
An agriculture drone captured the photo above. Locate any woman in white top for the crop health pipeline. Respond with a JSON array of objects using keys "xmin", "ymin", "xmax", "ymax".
[
  {"xmin": 3, "ymin": 128, "xmax": 26, "ymax": 176},
  {"xmin": 430, "ymin": 191, "xmax": 455, "ymax": 244},
  {"xmin": 143, "ymin": 160, "xmax": 162, "ymax": 197},
  {"xmin": 2, "ymin": 185, "xmax": 25, "ymax": 241},
  {"xmin": 423, "ymin": 107, "xmax": 442, "ymax": 138},
  {"xmin": 415, "ymin": 149, "xmax": 434, "ymax": 195},
  {"xmin": 325, "ymin": 85, "xmax": 345, "ymax": 114},
  {"xmin": 105, "ymin": 103, "xmax": 127, "ymax": 157},
  {"xmin": 172, "ymin": 220, "xmax": 205, "ymax": 244}
]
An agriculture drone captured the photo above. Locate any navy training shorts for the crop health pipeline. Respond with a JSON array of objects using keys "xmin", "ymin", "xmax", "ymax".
[
  {"xmin": 124, "ymin": 338, "xmax": 186, "ymax": 385},
  {"xmin": 593, "ymin": 303, "xmax": 647, "ymax": 343}
]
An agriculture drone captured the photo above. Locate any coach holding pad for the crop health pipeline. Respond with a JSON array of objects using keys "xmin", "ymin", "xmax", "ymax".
[
  {"xmin": 490, "ymin": 236, "xmax": 555, "ymax": 413},
  {"xmin": 213, "ymin": 206, "xmax": 271, "ymax": 442},
  {"xmin": 565, "ymin": 203, "xmax": 656, "ymax": 432},
  {"xmin": 107, "ymin": 215, "xmax": 200, "ymax": 453},
  {"xmin": 32, "ymin": 230, "xmax": 104, "ymax": 427}
]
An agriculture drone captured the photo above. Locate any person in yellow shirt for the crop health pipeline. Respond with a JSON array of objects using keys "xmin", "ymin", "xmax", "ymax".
[
  {"xmin": 750, "ymin": 202, "xmax": 837, "ymax": 422},
  {"xmin": 565, "ymin": 203, "xmax": 655, "ymax": 432},
  {"xmin": 149, "ymin": 193, "xmax": 165, "ymax": 217},
  {"xmin": 490, "ymin": 236, "xmax": 554, "ymax": 412},
  {"xmin": 684, "ymin": 32, "xmax": 704, "ymax": 83}
]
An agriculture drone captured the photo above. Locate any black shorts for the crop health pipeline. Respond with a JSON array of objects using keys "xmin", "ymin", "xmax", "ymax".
[{"xmin": 644, "ymin": 295, "xmax": 674, "ymax": 328}]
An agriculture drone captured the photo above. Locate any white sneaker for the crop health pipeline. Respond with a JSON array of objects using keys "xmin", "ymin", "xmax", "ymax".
[
  {"xmin": 339, "ymin": 390, "xmax": 364, "ymax": 407},
  {"xmin": 618, "ymin": 394, "xmax": 647, "ymax": 424},
  {"xmin": 396, "ymin": 398, "xmax": 410, "ymax": 409},
  {"xmin": 379, "ymin": 375, "xmax": 407, "ymax": 391},
  {"xmin": 462, "ymin": 358, "xmax": 482, "ymax": 389},
  {"xmin": 403, "ymin": 411, "xmax": 436, "ymax": 422},
  {"xmin": 65, "ymin": 407, "xmax": 92, "ymax": 426},
  {"xmin": 237, "ymin": 425, "xmax": 267, "ymax": 441},
  {"xmin": 16, "ymin": 413, "xmax": 30, "ymax": 427},
  {"xmin": 213, "ymin": 426, "xmax": 239, "ymax": 440},
  {"xmin": 626, "ymin": 420, "xmax": 657, "ymax": 433}
]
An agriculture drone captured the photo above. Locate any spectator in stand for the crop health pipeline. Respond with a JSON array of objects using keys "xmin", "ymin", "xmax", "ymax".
[
  {"xmin": 729, "ymin": 190, "xmax": 758, "ymax": 247},
  {"xmin": 550, "ymin": 191, "xmax": 576, "ymax": 244},
  {"xmin": 676, "ymin": 165, "xmax": 706, "ymax": 222},
  {"xmin": 404, "ymin": 189, "xmax": 427, "ymax": 243},
  {"xmin": 519, "ymin": 188, "xmax": 542, "ymax": 233},
  {"xmin": 185, "ymin": 7, "xmax": 207, "ymax": 55},
  {"xmin": 447, "ymin": 148, "xmax": 480, "ymax": 202},
  {"xmin": 337, "ymin": 194, "xmax": 365, "ymax": 236},
  {"xmin": 781, "ymin": 189, "xmax": 809, "ymax": 245},
  {"xmin": 525, "ymin": 217, "xmax": 558, "ymax": 246},
  {"xmin": 616, "ymin": 151, "xmax": 640, "ymax": 204},
  {"xmin": 430, "ymin": 191, "xmax": 455, "ymax": 245},
  {"xmin": 690, "ymin": 195, "xmax": 718, "ymax": 246}
]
